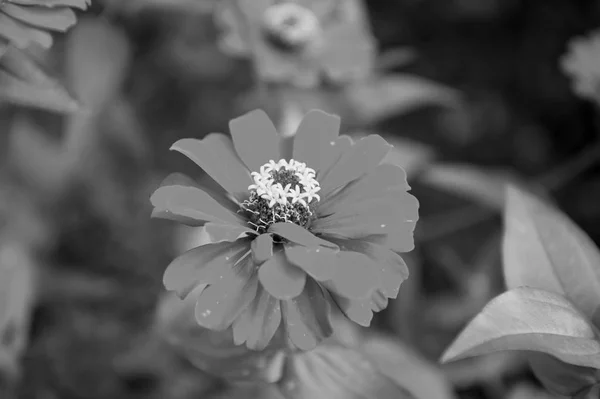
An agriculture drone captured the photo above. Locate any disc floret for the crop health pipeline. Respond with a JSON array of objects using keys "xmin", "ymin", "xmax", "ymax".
[{"xmin": 241, "ymin": 159, "xmax": 321, "ymax": 234}]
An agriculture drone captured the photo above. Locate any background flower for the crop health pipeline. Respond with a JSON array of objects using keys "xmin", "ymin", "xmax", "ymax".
[
  {"xmin": 560, "ymin": 29, "xmax": 600, "ymax": 103},
  {"xmin": 151, "ymin": 109, "xmax": 418, "ymax": 351},
  {"xmin": 0, "ymin": 0, "xmax": 90, "ymax": 50},
  {"xmin": 214, "ymin": 0, "xmax": 376, "ymax": 87}
]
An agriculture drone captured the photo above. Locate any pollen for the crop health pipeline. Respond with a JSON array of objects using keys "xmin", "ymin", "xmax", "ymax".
[{"xmin": 240, "ymin": 159, "xmax": 321, "ymax": 234}]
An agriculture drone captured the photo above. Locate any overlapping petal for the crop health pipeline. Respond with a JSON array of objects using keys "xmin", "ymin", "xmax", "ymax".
[
  {"xmin": 259, "ymin": 249, "xmax": 307, "ymax": 300},
  {"xmin": 318, "ymin": 163, "xmax": 410, "ymax": 216},
  {"xmin": 229, "ymin": 109, "xmax": 281, "ymax": 172},
  {"xmin": 292, "ymin": 110, "xmax": 341, "ymax": 174},
  {"xmin": 233, "ymin": 285, "xmax": 283, "ymax": 350},
  {"xmin": 205, "ymin": 222, "xmax": 254, "ymax": 243},
  {"xmin": 315, "ymin": 135, "xmax": 354, "ymax": 180},
  {"xmin": 252, "ymin": 233, "xmax": 274, "ymax": 265},
  {"xmin": 282, "ymin": 278, "xmax": 333, "ymax": 351},
  {"xmin": 171, "ymin": 134, "xmax": 252, "ymax": 202},
  {"xmin": 312, "ymin": 194, "xmax": 418, "ymax": 242},
  {"xmin": 284, "ymin": 243, "xmax": 338, "ymax": 281},
  {"xmin": 195, "ymin": 258, "xmax": 258, "ymax": 331},
  {"xmin": 163, "ymin": 238, "xmax": 253, "ymax": 298},
  {"xmin": 151, "ymin": 184, "xmax": 245, "ymax": 227},
  {"xmin": 325, "ymin": 251, "xmax": 380, "ymax": 299},
  {"xmin": 319, "ymin": 135, "xmax": 392, "ymax": 200},
  {"xmin": 268, "ymin": 222, "xmax": 338, "ymax": 250}
]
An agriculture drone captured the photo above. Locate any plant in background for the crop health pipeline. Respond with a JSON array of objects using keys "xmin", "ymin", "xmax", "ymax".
[
  {"xmin": 0, "ymin": 0, "xmax": 89, "ymax": 112},
  {"xmin": 215, "ymin": 0, "xmax": 375, "ymax": 87},
  {"xmin": 151, "ymin": 108, "xmax": 419, "ymax": 352},
  {"xmin": 442, "ymin": 185, "xmax": 600, "ymax": 398},
  {"xmin": 561, "ymin": 29, "xmax": 600, "ymax": 105}
]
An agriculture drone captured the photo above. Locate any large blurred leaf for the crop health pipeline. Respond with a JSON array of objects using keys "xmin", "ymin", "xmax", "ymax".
[
  {"xmin": 528, "ymin": 353, "xmax": 600, "ymax": 397},
  {"xmin": 0, "ymin": 241, "xmax": 36, "ymax": 379},
  {"xmin": 421, "ymin": 164, "xmax": 526, "ymax": 209},
  {"xmin": 441, "ymin": 287, "xmax": 600, "ymax": 369},
  {"xmin": 344, "ymin": 75, "xmax": 461, "ymax": 124},
  {"xmin": 362, "ymin": 334, "xmax": 457, "ymax": 399},
  {"xmin": 503, "ymin": 186, "xmax": 600, "ymax": 324},
  {"xmin": 0, "ymin": 46, "xmax": 78, "ymax": 112}
]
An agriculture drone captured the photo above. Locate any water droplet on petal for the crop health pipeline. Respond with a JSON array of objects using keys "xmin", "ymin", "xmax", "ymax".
[
  {"xmin": 380, "ymin": 224, "xmax": 386, "ymax": 228},
  {"xmin": 330, "ymin": 141, "xmax": 335, "ymax": 146}
]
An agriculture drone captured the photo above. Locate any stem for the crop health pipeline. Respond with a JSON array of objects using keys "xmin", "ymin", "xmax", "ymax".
[{"xmin": 277, "ymin": 91, "xmax": 304, "ymax": 160}]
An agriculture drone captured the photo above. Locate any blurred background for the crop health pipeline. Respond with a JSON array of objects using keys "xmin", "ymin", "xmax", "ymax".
[{"xmin": 1, "ymin": 0, "xmax": 600, "ymax": 398}]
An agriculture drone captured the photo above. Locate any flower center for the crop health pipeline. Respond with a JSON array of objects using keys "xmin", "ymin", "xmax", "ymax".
[
  {"xmin": 262, "ymin": 3, "xmax": 321, "ymax": 52},
  {"xmin": 241, "ymin": 159, "xmax": 321, "ymax": 234}
]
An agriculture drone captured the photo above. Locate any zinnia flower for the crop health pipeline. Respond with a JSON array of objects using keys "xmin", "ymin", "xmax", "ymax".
[
  {"xmin": 0, "ymin": 0, "xmax": 90, "ymax": 50},
  {"xmin": 560, "ymin": 29, "xmax": 600, "ymax": 102},
  {"xmin": 214, "ymin": 0, "xmax": 375, "ymax": 87},
  {"xmin": 151, "ymin": 109, "xmax": 418, "ymax": 351}
]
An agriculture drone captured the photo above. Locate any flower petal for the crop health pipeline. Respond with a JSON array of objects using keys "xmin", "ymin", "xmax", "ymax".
[
  {"xmin": 315, "ymin": 135, "xmax": 353, "ymax": 179},
  {"xmin": 163, "ymin": 238, "xmax": 252, "ymax": 298},
  {"xmin": 292, "ymin": 110, "xmax": 340, "ymax": 174},
  {"xmin": 233, "ymin": 285, "xmax": 283, "ymax": 350},
  {"xmin": 312, "ymin": 194, "xmax": 418, "ymax": 241},
  {"xmin": 195, "ymin": 267, "xmax": 259, "ymax": 331},
  {"xmin": 259, "ymin": 249, "xmax": 306, "ymax": 300},
  {"xmin": 268, "ymin": 223, "xmax": 338, "ymax": 250},
  {"xmin": 282, "ymin": 278, "xmax": 333, "ymax": 351},
  {"xmin": 0, "ymin": 13, "xmax": 52, "ymax": 49},
  {"xmin": 319, "ymin": 135, "xmax": 392, "ymax": 200},
  {"xmin": 229, "ymin": 109, "xmax": 281, "ymax": 172},
  {"xmin": 150, "ymin": 185, "xmax": 244, "ymax": 226},
  {"xmin": 284, "ymin": 244, "xmax": 337, "ymax": 281},
  {"xmin": 171, "ymin": 135, "xmax": 252, "ymax": 202},
  {"xmin": 317, "ymin": 164, "xmax": 410, "ymax": 217},
  {"xmin": 205, "ymin": 222, "xmax": 254, "ymax": 243},
  {"xmin": 252, "ymin": 233, "xmax": 274, "ymax": 265},
  {"xmin": 363, "ymin": 230, "xmax": 417, "ymax": 253},
  {"xmin": 324, "ymin": 237, "xmax": 409, "ymax": 299},
  {"xmin": 325, "ymin": 251, "xmax": 380, "ymax": 299},
  {"xmin": 325, "ymin": 290, "xmax": 373, "ymax": 327}
]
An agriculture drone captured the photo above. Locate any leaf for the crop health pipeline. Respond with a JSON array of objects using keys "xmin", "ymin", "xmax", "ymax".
[
  {"xmin": 362, "ymin": 334, "xmax": 457, "ymax": 399},
  {"xmin": 0, "ymin": 242, "xmax": 37, "ymax": 378},
  {"xmin": 344, "ymin": 75, "xmax": 461, "ymax": 124},
  {"xmin": 9, "ymin": 0, "xmax": 90, "ymax": 9},
  {"xmin": 155, "ymin": 291, "xmax": 287, "ymax": 383},
  {"xmin": 528, "ymin": 352, "xmax": 600, "ymax": 397},
  {"xmin": 441, "ymin": 287, "xmax": 600, "ymax": 369},
  {"xmin": 0, "ymin": 47, "xmax": 78, "ymax": 113},
  {"xmin": 503, "ymin": 186, "xmax": 600, "ymax": 324},
  {"xmin": 421, "ymin": 164, "xmax": 525, "ymax": 209}
]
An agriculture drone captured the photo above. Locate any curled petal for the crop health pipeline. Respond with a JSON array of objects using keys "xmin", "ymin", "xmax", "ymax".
[
  {"xmin": 259, "ymin": 250, "xmax": 306, "ymax": 300},
  {"xmin": 195, "ymin": 256, "xmax": 259, "ymax": 331},
  {"xmin": 229, "ymin": 109, "xmax": 281, "ymax": 172},
  {"xmin": 233, "ymin": 285, "xmax": 283, "ymax": 351},
  {"xmin": 282, "ymin": 278, "xmax": 333, "ymax": 351},
  {"xmin": 163, "ymin": 238, "xmax": 252, "ymax": 298}
]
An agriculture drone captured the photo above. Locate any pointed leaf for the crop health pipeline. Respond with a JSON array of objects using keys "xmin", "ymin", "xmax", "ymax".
[
  {"xmin": 503, "ymin": 186, "xmax": 600, "ymax": 323},
  {"xmin": 2, "ymin": 4, "xmax": 77, "ymax": 32},
  {"xmin": 10, "ymin": 0, "xmax": 90, "ymax": 9},
  {"xmin": 345, "ymin": 75, "xmax": 460, "ymax": 123},
  {"xmin": 441, "ymin": 287, "xmax": 600, "ymax": 369}
]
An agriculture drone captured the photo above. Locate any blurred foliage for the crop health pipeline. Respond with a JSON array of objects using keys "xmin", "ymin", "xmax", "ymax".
[{"xmin": 0, "ymin": 0, "xmax": 600, "ymax": 399}]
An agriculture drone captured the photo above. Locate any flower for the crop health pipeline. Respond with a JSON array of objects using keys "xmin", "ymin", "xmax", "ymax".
[
  {"xmin": 214, "ymin": 0, "xmax": 376, "ymax": 87},
  {"xmin": 560, "ymin": 29, "xmax": 600, "ymax": 102},
  {"xmin": 0, "ymin": 0, "xmax": 90, "ymax": 50},
  {"xmin": 151, "ymin": 109, "xmax": 418, "ymax": 351}
]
